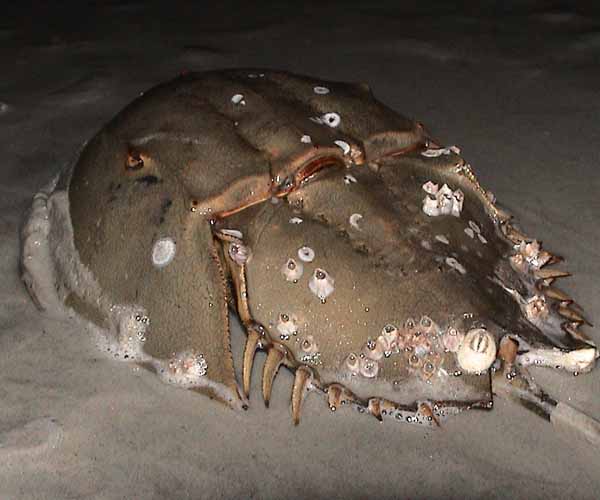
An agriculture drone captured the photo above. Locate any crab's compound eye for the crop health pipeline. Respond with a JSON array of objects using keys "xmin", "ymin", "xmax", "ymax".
[
  {"xmin": 322, "ymin": 112, "xmax": 341, "ymax": 128},
  {"xmin": 151, "ymin": 237, "xmax": 176, "ymax": 268}
]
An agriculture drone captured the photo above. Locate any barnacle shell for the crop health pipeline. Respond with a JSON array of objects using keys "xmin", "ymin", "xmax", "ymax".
[
  {"xmin": 308, "ymin": 268, "xmax": 335, "ymax": 301},
  {"xmin": 345, "ymin": 352, "xmax": 360, "ymax": 374},
  {"xmin": 322, "ymin": 112, "xmax": 341, "ymax": 128},
  {"xmin": 456, "ymin": 328, "xmax": 497, "ymax": 374},
  {"xmin": 151, "ymin": 237, "xmax": 176, "ymax": 268},
  {"xmin": 364, "ymin": 337, "xmax": 384, "ymax": 360},
  {"xmin": 276, "ymin": 313, "xmax": 298, "ymax": 339},
  {"xmin": 359, "ymin": 357, "xmax": 379, "ymax": 378},
  {"xmin": 282, "ymin": 258, "xmax": 303, "ymax": 282},
  {"xmin": 334, "ymin": 140, "xmax": 351, "ymax": 155},
  {"xmin": 228, "ymin": 242, "xmax": 251, "ymax": 265},
  {"xmin": 298, "ymin": 246, "xmax": 315, "ymax": 262},
  {"xmin": 300, "ymin": 335, "xmax": 319, "ymax": 354},
  {"xmin": 349, "ymin": 213, "xmax": 363, "ymax": 230},
  {"xmin": 442, "ymin": 327, "xmax": 464, "ymax": 353}
]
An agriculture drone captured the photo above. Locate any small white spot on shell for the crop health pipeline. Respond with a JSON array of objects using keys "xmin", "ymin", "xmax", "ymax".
[
  {"xmin": 464, "ymin": 227, "xmax": 475, "ymax": 239},
  {"xmin": 282, "ymin": 258, "xmax": 303, "ymax": 282},
  {"xmin": 435, "ymin": 234, "xmax": 449, "ymax": 245},
  {"xmin": 301, "ymin": 134, "xmax": 312, "ymax": 144},
  {"xmin": 221, "ymin": 228, "xmax": 243, "ymax": 239},
  {"xmin": 334, "ymin": 140, "xmax": 351, "ymax": 155},
  {"xmin": 349, "ymin": 213, "xmax": 363, "ymax": 230},
  {"xmin": 313, "ymin": 86, "xmax": 330, "ymax": 95},
  {"xmin": 308, "ymin": 268, "xmax": 335, "ymax": 301},
  {"xmin": 298, "ymin": 246, "xmax": 315, "ymax": 262},
  {"xmin": 289, "ymin": 217, "xmax": 303, "ymax": 224},
  {"xmin": 231, "ymin": 94, "xmax": 246, "ymax": 105},
  {"xmin": 343, "ymin": 174, "xmax": 357, "ymax": 185},
  {"xmin": 477, "ymin": 234, "xmax": 488, "ymax": 244},
  {"xmin": 449, "ymin": 145, "xmax": 461, "ymax": 154},
  {"xmin": 468, "ymin": 220, "xmax": 481, "ymax": 234},
  {"xmin": 445, "ymin": 257, "xmax": 467, "ymax": 275},
  {"xmin": 322, "ymin": 112, "xmax": 341, "ymax": 128},
  {"xmin": 152, "ymin": 237, "xmax": 176, "ymax": 268}
]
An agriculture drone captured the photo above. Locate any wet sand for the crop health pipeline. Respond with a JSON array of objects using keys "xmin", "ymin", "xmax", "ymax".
[{"xmin": 1, "ymin": 2, "xmax": 599, "ymax": 498}]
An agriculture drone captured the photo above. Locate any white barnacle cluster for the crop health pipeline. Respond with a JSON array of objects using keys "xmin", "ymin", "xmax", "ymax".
[
  {"xmin": 344, "ymin": 351, "xmax": 380, "ymax": 379},
  {"xmin": 281, "ymin": 245, "xmax": 335, "ymax": 302},
  {"xmin": 299, "ymin": 335, "xmax": 321, "ymax": 365},
  {"xmin": 421, "ymin": 181, "xmax": 464, "ymax": 217},
  {"xmin": 510, "ymin": 240, "xmax": 551, "ymax": 273},
  {"xmin": 421, "ymin": 145, "xmax": 461, "ymax": 158}
]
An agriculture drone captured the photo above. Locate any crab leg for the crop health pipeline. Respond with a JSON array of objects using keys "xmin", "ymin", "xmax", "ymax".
[
  {"xmin": 262, "ymin": 345, "xmax": 286, "ymax": 407},
  {"xmin": 495, "ymin": 337, "xmax": 600, "ymax": 446}
]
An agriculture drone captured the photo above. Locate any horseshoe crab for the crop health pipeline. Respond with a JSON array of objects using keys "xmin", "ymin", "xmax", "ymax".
[{"xmin": 20, "ymin": 69, "xmax": 600, "ymax": 442}]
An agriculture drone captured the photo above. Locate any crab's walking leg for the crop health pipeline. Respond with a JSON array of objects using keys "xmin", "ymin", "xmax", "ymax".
[
  {"xmin": 495, "ymin": 337, "xmax": 600, "ymax": 447},
  {"xmin": 217, "ymin": 230, "xmax": 312, "ymax": 418}
]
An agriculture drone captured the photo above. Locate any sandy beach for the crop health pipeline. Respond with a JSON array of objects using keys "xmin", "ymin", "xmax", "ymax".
[{"xmin": 1, "ymin": 2, "xmax": 599, "ymax": 498}]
